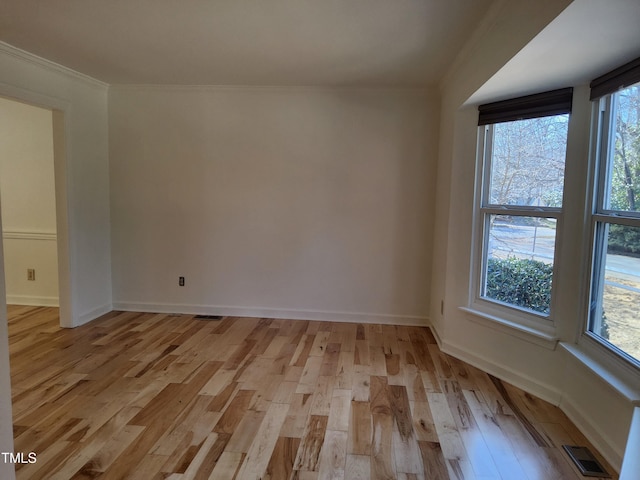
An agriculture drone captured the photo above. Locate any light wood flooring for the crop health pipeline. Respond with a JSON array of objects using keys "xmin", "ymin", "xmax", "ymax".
[{"xmin": 7, "ymin": 306, "xmax": 616, "ymax": 479}]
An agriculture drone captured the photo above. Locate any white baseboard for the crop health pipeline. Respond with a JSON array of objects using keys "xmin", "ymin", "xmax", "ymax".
[
  {"xmin": 560, "ymin": 397, "xmax": 623, "ymax": 473},
  {"xmin": 75, "ymin": 303, "xmax": 112, "ymax": 327},
  {"xmin": 435, "ymin": 325, "xmax": 624, "ymax": 473},
  {"xmin": 440, "ymin": 338, "xmax": 563, "ymax": 406},
  {"xmin": 111, "ymin": 301, "xmax": 430, "ymax": 326},
  {"xmin": 429, "ymin": 323, "xmax": 444, "ymax": 348},
  {"xmin": 6, "ymin": 294, "xmax": 59, "ymax": 307}
]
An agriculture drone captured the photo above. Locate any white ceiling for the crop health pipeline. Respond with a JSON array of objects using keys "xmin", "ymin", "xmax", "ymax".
[
  {"xmin": 0, "ymin": 0, "xmax": 494, "ymax": 87},
  {"xmin": 469, "ymin": 0, "xmax": 640, "ymax": 104}
]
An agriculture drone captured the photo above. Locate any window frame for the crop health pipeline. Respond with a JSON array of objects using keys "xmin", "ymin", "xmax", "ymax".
[
  {"xmin": 471, "ymin": 103, "xmax": 571, "ymax": 329},
  {"xmin": 585, "ymin": 86, "xmax": 640, "ymax": 370}
]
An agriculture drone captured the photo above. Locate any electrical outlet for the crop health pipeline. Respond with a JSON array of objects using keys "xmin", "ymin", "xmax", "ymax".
[
  {"xmin": 179, "ymin": 276, "xmax": 185, "ymax": 287},
  {"xmin": 27, "ymin": 269, "xmax": 36, "ymax": 281}
]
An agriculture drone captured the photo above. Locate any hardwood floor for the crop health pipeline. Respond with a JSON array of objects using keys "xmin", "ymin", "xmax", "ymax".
[{"xmin": 7, "ymin": 305, "xmax": 616, "ymax": 479}]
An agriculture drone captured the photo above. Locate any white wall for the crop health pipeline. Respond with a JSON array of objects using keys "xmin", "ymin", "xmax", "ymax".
[
  {"xmin": 0, "ymin": 43, "xmax": 111, "ymax": 477},
  {"xmin": 432, "ymin": 0, "xmax": 638, "ymax": 471},
  {"xmin": 0, "ymin": 42, "xmax": 110, "ymax": 477},
  {"xmin": 0, "ymin": 209, "xmax": 15, "ymax": 479},
  {"xmin": 109, "ymin": 86, "xmax": 437, "ymax": 324},
  {"xmin": 0, "ymin": 43, "xmax": 112, "ymax": 326},
  {"xmin": 0, "ymin": 97, "xmax": 58, "ymax": 306}
]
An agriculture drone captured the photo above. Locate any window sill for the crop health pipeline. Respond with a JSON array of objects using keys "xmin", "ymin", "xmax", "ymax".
[
  {"xmin": 561, "ymin": 341, "xmax": 640, "ymax": 404},
  {"xmin": 459, "ymin": 306, "xmax": 559, "ymax": 350}
]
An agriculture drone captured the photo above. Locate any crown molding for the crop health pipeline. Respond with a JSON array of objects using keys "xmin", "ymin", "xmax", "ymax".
[
  {"xmin": 2, "ymin": 230, "xmax": 57, "ymax": 241},
  {"xmin": 109, "ymin": 83, "xmax": 433, "ymax": 94},
  {"xmin": 0, "ymin": 43, "xmax": 432, "ymax": 93},
  {"xmin": 0, "ymin": 41, "xmax": 108, "ymax": 90}
]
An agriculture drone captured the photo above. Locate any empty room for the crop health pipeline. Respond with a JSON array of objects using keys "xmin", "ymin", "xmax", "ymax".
[{"xmin": 1, "ymin": 1, "xmax": 639, "ymax": 479}]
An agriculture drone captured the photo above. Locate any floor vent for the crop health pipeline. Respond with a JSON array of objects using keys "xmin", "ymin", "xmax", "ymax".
[
  {"xmin": 562, "ymin": 445, "xmax": 610, "ymax": 477},
  {"xmin": 194, "ymin": 315, "xmax": 223, "ymax": 320}
]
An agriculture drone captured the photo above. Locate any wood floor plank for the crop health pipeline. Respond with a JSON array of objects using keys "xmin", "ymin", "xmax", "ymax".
[
  {"xmin": 389, "ymin": 385, "xmax": 423, "ymax": 475},
  {"xmin": 290, "ymin": 334, "xmax": 316, "ymax": 367},
  {"xmin": 234, "ymin": 402, "xmax": 289, "ymax": 480},
  {"xmin": 403, "ymin": 363, "xmax": 428, "ymax": 403},
  {"xmin": 410, "ymin": 401, "xmax": 438, "ymax": 443},
  {"xmin": 280, "ymin": 392, "xmax": 314, "ymax": 438},
  {"xmin": 309, "ymin": 375, "xmax": 335, "ymax": 416},
  {"xmin": 6, "ymin": 308, "xmax": 618, "ymax": 480},
  {"xmin": 317, "ymin": 430, "xmax": 348, "ymax": 480},
  {"xmin": 370, "ymin": 375, "xmax": 395, "ymax": 480},
  {"xmin": 327, "ymin": 388, "xmax": 351, "ymax": 432},
  {"xmin": 207, "ymin": 451, "xmax": 244, "ymax": 480},
  {"xmin": 354, "ymin": 339, "xmax": 369, "ymax": 366},
  {"xmin": 212, "ymin": 389, "xmax": 256, "ymax": 435},
  {"xmin": 334, "ymin": 351, "xmax": 354, "ymax": 390},
  {"xmin": 264, "ymin": 436, "xmax": 300, "ymax": 480},
  {"xmin": 309, "ymin": 331, "xmax": 331, "ymax": 357},
  {"xmin": 348, "ymin": 401, "xmax": 372, "ymax": 455},
  {"xmin": 351, "ymin": 364, "xmax": 371, "ymax": 402},
  {"xmin": 370, "ymin": 346, "xmax": 388, "ymax": 376},
  {"xmin": 297, "ymin": 356, "xmax": 324, "ymax": 394},
  {"xmin": 345, "ymin": 454, "xmax": 371, "ymax": 480},
  {"xmin": 417, "ymin": 441, "xmax": 448, "ymax": 480},
  {"xmin": 426, "ymin": 391, "xmax": 477, "ymax": 480},
  {"xmin": 177, "ymin": 432, "xmax": 220, "ymax": 478},
  {"xmin": 191, "ymin": 433, "xmax": 230, "ymax": 480},
  {"xmin": 463, "ymin": 389, "xmax": 529, "ymax": 480},
  {"xmin": 294, "ymin": 415, "xmax": 329, "ymax": 472}
]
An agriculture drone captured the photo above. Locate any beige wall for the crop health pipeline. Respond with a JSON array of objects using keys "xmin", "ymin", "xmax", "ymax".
[
  {"xmin": 1, "ymin": 1, "xmax": 638, "ymax": 475},
  {"xmin": 109, "ymin": 86, "xmax": 438, "ymax": 323},
  {"xmin": 0, "ymin": 97, "xmax": 58, "ymax": 305},
  {"xmin": 432, "ymin": 0, "xmax": 638, "ymax": 471}
]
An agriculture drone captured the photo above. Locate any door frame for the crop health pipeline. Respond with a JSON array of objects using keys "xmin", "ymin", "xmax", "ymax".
[{"xmin": 0, "ymin": 84, "xmax": 73, "ymax": 327}]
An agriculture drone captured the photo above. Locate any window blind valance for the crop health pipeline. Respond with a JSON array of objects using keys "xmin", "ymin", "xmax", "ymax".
[
  {"xmin": 478, "ymin": 88, "xmax": 573, "ymax": 126},
  {"xmin": 590, "ymin": 56, "xmax": 640, "ymax": 100}
]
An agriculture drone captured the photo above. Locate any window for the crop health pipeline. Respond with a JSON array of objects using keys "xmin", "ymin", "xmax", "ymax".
[
  {"xmin": 475, "ymin": 89, "xmax": 572, "ymax": 320},
  {"xmin": 588, "ymin": 57, "xmax": 640, "ymax": 366}
]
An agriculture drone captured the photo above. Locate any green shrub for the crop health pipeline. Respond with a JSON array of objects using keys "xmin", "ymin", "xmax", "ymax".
[
  {"xmin": 608, "ymin": 224, "xmax": 640, "ymax": 257},
  {"xmin": 486, "ymin": 257, "xmax": 611, "ymax": 337},
  {"xmin": 485, "ymin": 257, "xmax": 553, "ymax": 314}
]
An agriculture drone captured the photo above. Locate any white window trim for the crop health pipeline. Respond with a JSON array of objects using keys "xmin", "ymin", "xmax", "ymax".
[
  {"xmin": 469, "ymin": 122, "xmax": 564, "ymax": 333},
  {"xmin": 580, "ymin": 92, "xmax": 640, "ymax": 373}
]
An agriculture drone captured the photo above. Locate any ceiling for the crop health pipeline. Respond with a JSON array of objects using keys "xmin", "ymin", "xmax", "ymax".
[
  {"xmin": 0, "ymin": 0, "xmax": 494, "ymax": 87},
  {"xmin": 469, "ymin": 0, "xmax": 640, "ymax": 104}
]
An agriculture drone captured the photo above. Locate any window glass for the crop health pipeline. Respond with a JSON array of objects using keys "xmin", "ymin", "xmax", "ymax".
[
  {"xmin": 590, "ymin": 223, "xmax": 640, "ymax": 362},
  {"xmin": 478, "ymin": 110, "xmax": 568, "ymax": 318},
  {"xmin": 603, "ymin": 84, "xmax": 640, "ymax": 213},
  {"xmin": 590, "ymin": 81, "xmax": 640, "ymax": 365},
  {"xmin": 489, "ymin": 115, "xmax": 568, "ymax": 207},
  {"xmin": 483, "ymin": 215, "xmax": 556, "ymax": 314}
]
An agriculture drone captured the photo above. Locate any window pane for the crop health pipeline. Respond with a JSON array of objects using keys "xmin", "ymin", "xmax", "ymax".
[
  {"xmin": 489, "ymin": 115, "xmax": 568, "ymax": 207},
  {"xmin": 483, "ymin": 215, "xmax": 556, "ymax": 314},
  {"xmin": 604, "ymin": 83, "xmax": 640, "ymax": 213},
  {"xmin": 590, "ymin": 223, "xmax": 640, "ymax": 363}
]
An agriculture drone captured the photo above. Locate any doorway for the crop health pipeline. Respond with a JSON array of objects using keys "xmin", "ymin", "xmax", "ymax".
[
  {"xmin": 0, "ymin": 91, "xmax": 72, "ymax": 479},
  {"xmin": 0, "ymin": 91, "xmax": 71, "ymax": 328},
  {"xmin": 0, "ymin": 97, "xmax": 59, "ymax": 310}
]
